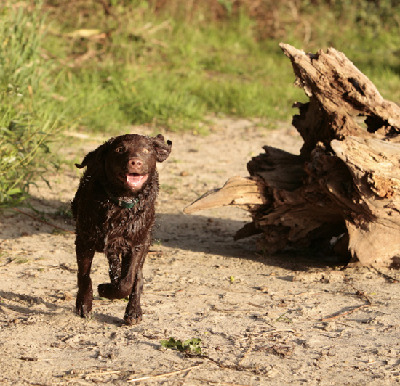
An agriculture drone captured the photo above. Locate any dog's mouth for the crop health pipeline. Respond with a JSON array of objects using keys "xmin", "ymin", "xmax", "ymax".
[{"xmin": 125, "ymin": 173, "xmax": 148, "ymax": 190}]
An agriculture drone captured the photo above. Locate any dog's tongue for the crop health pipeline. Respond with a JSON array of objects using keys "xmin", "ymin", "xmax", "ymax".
[{"xmin": 126, "ymin": 174, "xmax": 148, "ymax": 189}]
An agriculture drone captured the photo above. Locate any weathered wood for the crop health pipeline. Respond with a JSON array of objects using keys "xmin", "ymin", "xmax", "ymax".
[
  {"xmin": 184, "ymin": 43, "xmax": 400, "ymax": 267},
  {"xmin": 238, "ymin": 143, "xmax": 349, "ymax": 252},
  {"xmin": 247, "ymin": 146, "xmax": 305, "ymax": 191},
  {"xmin": 280, "ymin": 43, "xmax": 400, "ymax": 156},
  {"xmin": 331, "ymin": 137, "xmax": 400, "ymax": 266},
  {"xmin": 183, "ymin": 176, "xmax": 265, "ymax": 214},
  {"xmin": 280, "ymin": 44, "xmax": 400, "ymax": 126}
]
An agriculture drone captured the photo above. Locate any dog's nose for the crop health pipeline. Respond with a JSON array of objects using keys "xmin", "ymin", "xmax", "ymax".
[{"xmin": 129, "ymin": 158, "xmax": 143, "ymax": 168}]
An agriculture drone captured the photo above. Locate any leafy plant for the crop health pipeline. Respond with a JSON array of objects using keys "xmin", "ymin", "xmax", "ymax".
[
  {"xmin": 160, "ymin": 337, "xmax": 202, "ymax": 355},
  {"xmin": 0, "ymin": 119, "xmax": 58, "ymax": 207},
  {"xmin": 0, "ymin": 3, "xmax": 58, "ymax": 207}
]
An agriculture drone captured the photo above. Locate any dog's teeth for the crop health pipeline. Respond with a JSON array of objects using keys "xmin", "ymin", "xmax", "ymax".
[{"xmin": 126, "ymin": 174, "xmax": 148, "ymax": 189}]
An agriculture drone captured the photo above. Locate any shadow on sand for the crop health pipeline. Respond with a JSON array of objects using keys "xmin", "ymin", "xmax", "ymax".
[{"xmin": 1, "ymin": 195, "xmax": 344, "ymax": 270}]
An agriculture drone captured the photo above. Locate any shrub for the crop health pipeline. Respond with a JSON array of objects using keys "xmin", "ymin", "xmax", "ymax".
[{"xmin": 0, "ymin": 3, "xmax": 58, "ymax": 207}]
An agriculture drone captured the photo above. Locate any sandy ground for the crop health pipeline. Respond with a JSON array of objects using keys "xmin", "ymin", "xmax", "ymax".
[{"xmin": 1, "ymin": 119, "xmax": 400, "ymax": 385}]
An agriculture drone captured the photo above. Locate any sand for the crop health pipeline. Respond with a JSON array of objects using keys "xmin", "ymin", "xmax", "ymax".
[{"xmin": 1, "ymin": 119, "xmax": 399, "ymax": 385}]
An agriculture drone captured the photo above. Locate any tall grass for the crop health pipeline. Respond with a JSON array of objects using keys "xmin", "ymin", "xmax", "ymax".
[
  {"xmin": 43, "ymin": 6, "xmax": 305, "ymax": 132},
  {"xmin": 0, "ymin": 4, "xmax": 58, "ymax": 207}
]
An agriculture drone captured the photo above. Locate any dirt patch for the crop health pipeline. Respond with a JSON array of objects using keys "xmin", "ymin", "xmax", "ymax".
[{"xmin": 1, "ymin": 119, "xmax": 400, "ymax": 385}]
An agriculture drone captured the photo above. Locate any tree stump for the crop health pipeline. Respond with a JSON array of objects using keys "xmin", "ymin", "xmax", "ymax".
[{"xmin": 184, "ymin": 43, "xmax": 400, "ymax": 267}]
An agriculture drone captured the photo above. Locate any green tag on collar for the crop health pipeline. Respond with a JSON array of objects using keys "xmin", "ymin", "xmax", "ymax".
[{"xmin": 109, "ymin": 197, "xmax": 139, "ymax": 209}]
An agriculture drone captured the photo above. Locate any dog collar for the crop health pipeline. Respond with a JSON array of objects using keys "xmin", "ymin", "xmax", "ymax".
[{"xmin": 109, "ymin": 196, "xmax": 139, "ymax": 209}]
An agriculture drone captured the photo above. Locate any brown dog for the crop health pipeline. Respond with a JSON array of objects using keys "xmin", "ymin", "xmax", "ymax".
[{"xmin": 72, "ymin": 134, "xmax": 172, "ymax": 324}]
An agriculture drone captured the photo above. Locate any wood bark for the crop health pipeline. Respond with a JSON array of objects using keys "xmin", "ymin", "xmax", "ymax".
[{"xmin": 184, "ymin": 43, "xmax": 400, "ymax": 267}]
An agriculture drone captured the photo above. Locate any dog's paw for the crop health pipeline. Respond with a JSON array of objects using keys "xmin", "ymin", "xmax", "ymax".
[
  {"xmin": 124, "ymin": 306, "xmax": 143, "ymax": 325},
  {"xmin": 98, "ymin": 283, "xmax": 114, "ymax": 299},
  {"xmin": 124, "ymin": 314, "xmax": 142, "ymax": 326},
  {"xmin": 76, "ymin": 298, "xmax": 92, "ymax": 318},
  {"xmin": 98, "ymin": 282, "xmax": 132, "ymax": 299}
]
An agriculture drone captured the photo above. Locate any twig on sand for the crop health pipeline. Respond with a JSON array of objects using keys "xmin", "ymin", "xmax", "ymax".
[
  {"xmin": 321, "ymin": 285, "xmax": 373, "ymax": 322},
  {"xmin": 194, "ymin": 379, "xmax": 249, "ymax": 386},
  {"xmin": 61, "ymin": 369, "xmax": 122, "ymax": 381},
  {"xmin": 321, "ymin": 304, "xmax": 370, "ymax": 322},
  {"xmin": 368, "ymin": 266, "xmax": 399, "ymax": 283},
  {"xmin": 126, "ymin": 364, "xmax": 201, "ymax": 383},
  {"xmin": 85, "ymin": 370, "xmax": 122, "ymax": 377},
  {"xmin": 237, "ymin": 336, "xmax": 253, "ymax": 366}
]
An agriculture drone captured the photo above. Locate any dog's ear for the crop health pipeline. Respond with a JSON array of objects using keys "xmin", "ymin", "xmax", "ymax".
[
  {"xmin": 75, "ymin": 137, "xmax": 116, "ymax": 169},
  {"xmin": 152, "ymin": 134, "xmax": 172, "ymax": 163}
]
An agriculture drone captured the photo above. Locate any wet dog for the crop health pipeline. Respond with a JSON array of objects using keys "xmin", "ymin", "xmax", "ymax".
[{"xmin": 72, "ymin": 134, "xmax": 172, "ymax": 324}]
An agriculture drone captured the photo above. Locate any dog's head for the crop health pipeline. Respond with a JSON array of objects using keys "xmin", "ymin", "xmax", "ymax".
[{"xmin": 76, "ymin": 134, "xmax": 172, "ymax": 192}]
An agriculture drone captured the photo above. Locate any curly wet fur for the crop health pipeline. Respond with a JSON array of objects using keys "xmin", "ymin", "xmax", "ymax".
[{"xmin": 72, "ymin": 134, "xmax": 171, "ymax": 325}]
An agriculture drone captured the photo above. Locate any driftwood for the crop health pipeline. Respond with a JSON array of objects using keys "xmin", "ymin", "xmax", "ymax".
[{"xmin": 184, "ymin": 43, "xmax": 400, "ymax": 267}]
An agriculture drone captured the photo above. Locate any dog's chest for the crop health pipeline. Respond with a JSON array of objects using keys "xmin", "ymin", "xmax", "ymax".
[
  {"xmin": 106, "ymin": 205, "xmax": 140, "ymax": 232},
  {"xmin": 101, "ymin": 204, "xmax": 150, "ymax": 246}
]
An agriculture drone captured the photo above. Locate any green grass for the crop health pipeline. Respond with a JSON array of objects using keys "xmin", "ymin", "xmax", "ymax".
[
  {"xmin": 44, "ymin": 10, "xmax": 307, "ymax": 132},
  {"xmin": 1, "ymin": 0, "xmax": 400, "ymax": 206},
  {"xmin": 41, "ymin": 0, "xmax": 399, "ymax": 133}
]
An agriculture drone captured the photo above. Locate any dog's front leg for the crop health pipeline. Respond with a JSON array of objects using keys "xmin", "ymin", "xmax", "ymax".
[
  {"xmin": 124, "ymin": 266, "xmax": 144, "ymax": 325},
  {"xmin": 124, "ymin": 236, "xmax": 150, "ymax": 325},
  {"xmin": 75, "ymin": 238, "xmax": 95, "ymax": 318}
]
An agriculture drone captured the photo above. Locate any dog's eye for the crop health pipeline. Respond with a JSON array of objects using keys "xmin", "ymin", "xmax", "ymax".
[
  {"xmin": 142, "ymin": 148, "xmax": 149, "ymax": 154},
  {"xmin": 115, "ymin": 147, "xmax": 125, "ymax": 153}
]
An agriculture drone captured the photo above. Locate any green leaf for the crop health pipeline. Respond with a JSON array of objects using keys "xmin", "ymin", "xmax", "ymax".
[
  {"xmin": 160, "ymin": 337, "xmax": 202, "ymax": 355},
  {"xmin": 6, "ymin": 188, "xmax": 22, "ymax": 195}
]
